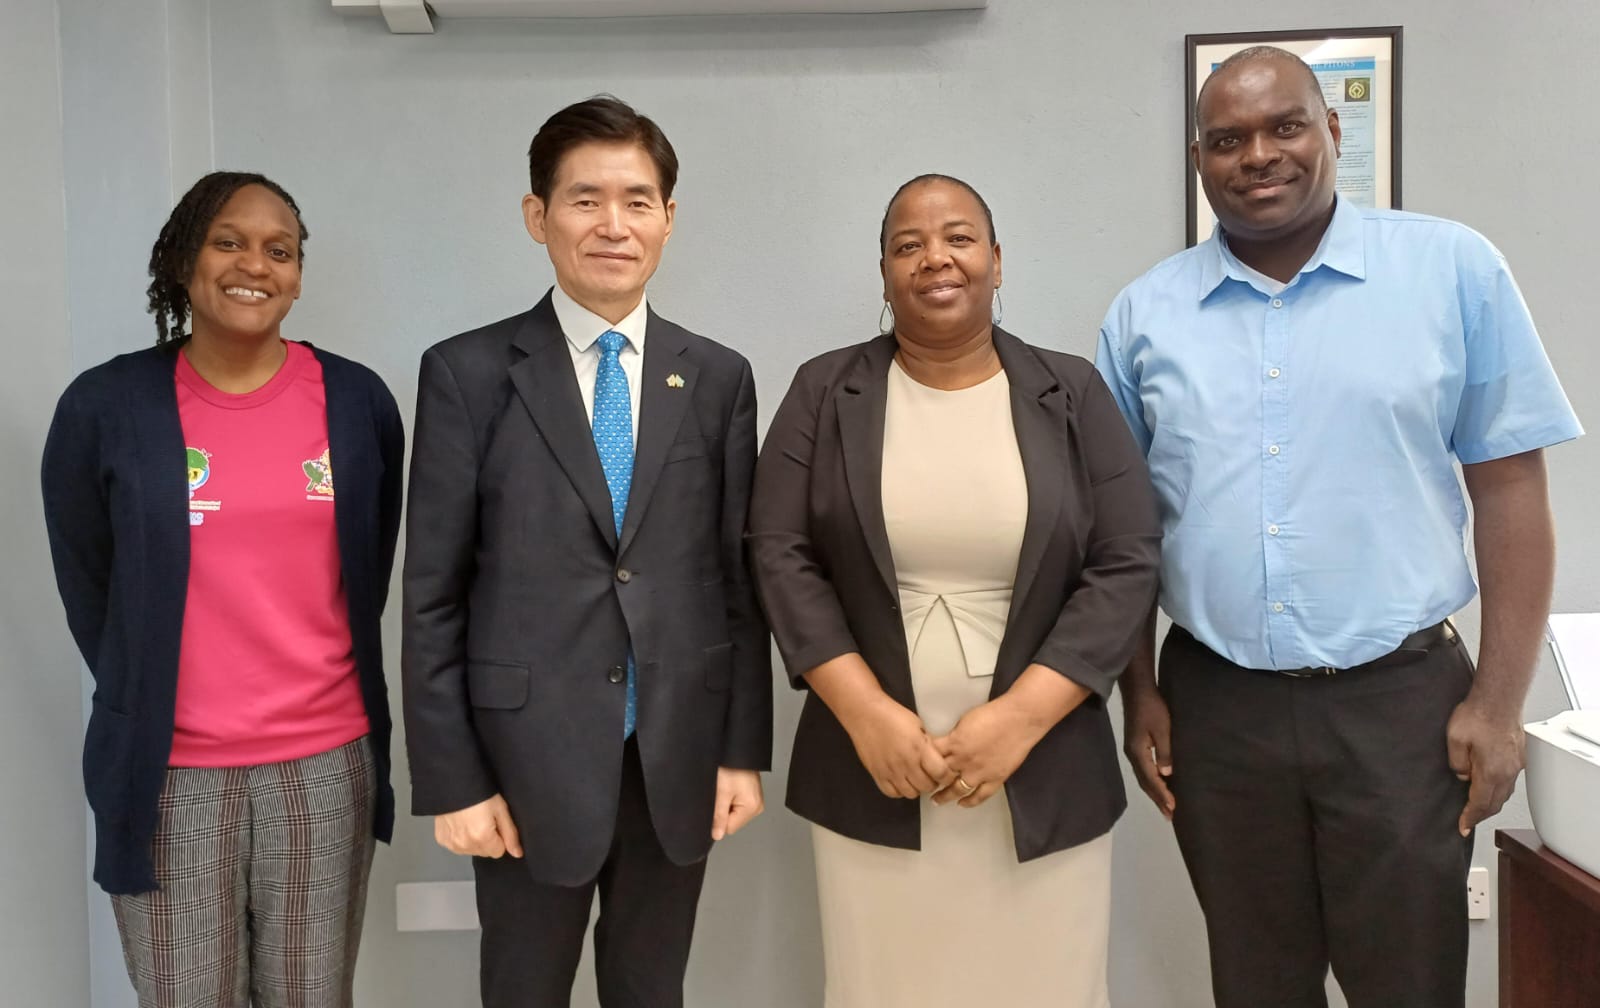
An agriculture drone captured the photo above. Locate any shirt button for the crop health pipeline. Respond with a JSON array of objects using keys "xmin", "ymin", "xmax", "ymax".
[
  {"xmin": 1268, "ymin": 524, "xmax": 1280, "ymax": 535},
  {"xmin": 1271, "ymin": 298, "xmax": 1284, "ymax": 308},
  {"xmin": 616, "ymin": 568, "xmax": 632, "ymax": 583},
  {"xmin": 1268, "ymin": 367, "xmax": 1282, "ymax": 378},
  {"xmin": 607, "ymin": 665, "xmax": 625, "ymax": 684},
  {"xmin": 1268, "ymin": 444, "xmax": 1281, "ymax": 455},
  {"xmin": 1272, "ymin": 602, "xmax": 1286, "ymax": 613}
]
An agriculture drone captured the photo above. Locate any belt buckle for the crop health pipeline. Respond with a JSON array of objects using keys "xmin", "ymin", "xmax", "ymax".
[{"xmin": 1281, "ymin": 665, "xmax": 1339, "ymax": 678}]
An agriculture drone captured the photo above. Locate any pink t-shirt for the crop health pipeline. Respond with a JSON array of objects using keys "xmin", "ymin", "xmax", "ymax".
[{"xmin": 171, "ymin": 340, "xmax": 370, "ymax": 767}]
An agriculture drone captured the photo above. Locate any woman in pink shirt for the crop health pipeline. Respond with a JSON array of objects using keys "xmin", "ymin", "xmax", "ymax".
[{"xmin": 43, "ymin": 171, "xmax": 403, "ymax": 1008}]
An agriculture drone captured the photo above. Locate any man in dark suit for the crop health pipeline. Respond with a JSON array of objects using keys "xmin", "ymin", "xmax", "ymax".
[{"xmin": 402, "ymin": 96, "xmax": 771, "ymax": 1008}]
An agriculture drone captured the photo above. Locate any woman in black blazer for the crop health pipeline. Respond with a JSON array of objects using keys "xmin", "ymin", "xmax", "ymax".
[{"xmin": 747, "ymin": 175, "xmax": 1160, "ymax": 1007}]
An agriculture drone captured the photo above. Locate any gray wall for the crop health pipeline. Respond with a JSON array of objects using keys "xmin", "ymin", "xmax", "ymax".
[
  {"xmin": 6, "ymin": 0, "xmax": 1596, "ymax": 1005},
  {"xmin": 52, "ymin": 1, "xmax": 217, "ymax": 1001},
  {"xmin": 0, "ymin": 1, "xmax": 87, "ymax": 1004}
]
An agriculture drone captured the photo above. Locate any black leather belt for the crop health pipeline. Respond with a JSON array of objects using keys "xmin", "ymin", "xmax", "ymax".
[
  {"xmin": 1171, "ymin": 621, "xmax": 1456, "ymax": 678},
  {"xmin": 1271, "ymin": 621, "xmax": 1454, "ymax": 678}
]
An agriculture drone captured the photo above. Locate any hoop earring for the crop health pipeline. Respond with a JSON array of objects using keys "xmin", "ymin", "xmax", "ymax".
[
  {"xmin": 878, "ymin": 301, "xmax": 895, "ymax": 336},
  {"xmin": 992, "ymin": 290, "xmax": 1003, "ymax": 325}
]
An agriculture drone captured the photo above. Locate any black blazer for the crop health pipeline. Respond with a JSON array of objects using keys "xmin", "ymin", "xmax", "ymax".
[
  {"xmin": 402, "ymin": 293, "xmax": 771, "ymax": 886},
  {"xmin": 747, "ymin": 329, "xmax": 1160, "ymax": 861},
  {"xmin": 42, "ymin": 343, "xmax": 404, "ymax": 894}
]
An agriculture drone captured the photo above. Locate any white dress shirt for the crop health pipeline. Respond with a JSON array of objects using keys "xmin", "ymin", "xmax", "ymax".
[{"xmin": 551, "ymin": 283, "xmax": 646, "ymax": 445}]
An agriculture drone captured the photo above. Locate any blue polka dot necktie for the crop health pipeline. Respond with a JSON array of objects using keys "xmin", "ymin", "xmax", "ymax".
[{"xmin": 593, "ymin": 330, "xmax": 637, "ymax": 738}]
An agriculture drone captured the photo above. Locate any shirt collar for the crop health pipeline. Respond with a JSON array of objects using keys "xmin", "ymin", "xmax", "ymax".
[
  {"xmin": 551, "ymin": 283, "xmax": 649, "ymax": 354},
  {"xmin": 1197, "ymin": 194, "xmax": 1367, "ymax": 301}
]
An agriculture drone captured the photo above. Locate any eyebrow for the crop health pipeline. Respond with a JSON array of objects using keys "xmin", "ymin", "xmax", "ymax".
[
  {"xmin": 887, "ymin": 218, "xmax": 980, "ymax": 242},
  {"xmin": 209, "ymin": 220, "xmax": 298, "ymax": 242},
  {"xmin": 565, "ymin": 182, "xmax": 661, "ymax": 199},
  {"xmin": 1201, "ymin": 104, "xmax": 1318, "ymax": 142}
]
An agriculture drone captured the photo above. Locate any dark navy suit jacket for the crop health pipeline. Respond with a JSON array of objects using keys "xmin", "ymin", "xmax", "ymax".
[{"xmin": 402, "ymin": 292, "xmax": 771, "ymax": 886}]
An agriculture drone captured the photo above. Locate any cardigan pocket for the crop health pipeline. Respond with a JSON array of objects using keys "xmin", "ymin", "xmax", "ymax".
[
  {"xmin": 466, "ymin": 661, "xmax": 529, "ymax": 710},
  {"xmin": 82, "ymin": 699, "xmax": 137, "ymax": 821}
]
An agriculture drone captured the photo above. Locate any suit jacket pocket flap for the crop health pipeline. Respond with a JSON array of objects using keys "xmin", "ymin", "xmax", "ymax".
[
  {"xmin": 467, "ymin": 661, "xmax": 529, "ymax": 710},
  {"xmin": 665, "ymin": 436, "xmax": 715, "ymax": 464},
  {"xmin": 704, "ymin": 642, "xmax": 734, "ymax": 691}
]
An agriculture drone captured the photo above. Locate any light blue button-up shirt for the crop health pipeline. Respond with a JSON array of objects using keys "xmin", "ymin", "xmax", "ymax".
[{"xmin": 1096, "ymin": 197, "xmax": 1583, "ymax": 670}]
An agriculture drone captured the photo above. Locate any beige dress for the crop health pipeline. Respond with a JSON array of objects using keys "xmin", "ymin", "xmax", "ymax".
[{"xmin": 811, "ymin": 360, "xmax": 1113, "ymax": 1008}]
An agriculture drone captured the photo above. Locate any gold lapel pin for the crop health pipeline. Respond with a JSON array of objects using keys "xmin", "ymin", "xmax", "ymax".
[{"xmin": 666, "ymin": 373, "xmax": 686, "ymax": 388}]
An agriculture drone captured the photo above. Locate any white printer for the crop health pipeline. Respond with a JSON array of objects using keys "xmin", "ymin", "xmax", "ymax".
[
  {"xmin": 1525, "ymin": 615, "xmax": 1600, "ymax": 879},
  {"xmin": 1524, "ymin": 710, "xmax": 1600, "ymax": 879}
]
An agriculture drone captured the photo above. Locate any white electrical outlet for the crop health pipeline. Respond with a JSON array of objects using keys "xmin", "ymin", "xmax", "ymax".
[
  {"xmin": 396, "ymin": 881, "xmax": 479, "ymax": 931},
  {"xmin": 1467, "ymin": 866, "xmax": 1491, "ymax": 920}
]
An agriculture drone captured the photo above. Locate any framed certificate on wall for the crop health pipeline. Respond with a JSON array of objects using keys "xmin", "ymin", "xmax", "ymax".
[{"xmin": 1185, "ymin": 26, "xmax": 1402, "ymax": 246}]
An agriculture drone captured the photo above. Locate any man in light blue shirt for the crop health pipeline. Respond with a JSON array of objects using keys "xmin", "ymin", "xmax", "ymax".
[{"xmin": 1096, "ymin": 47, "xmax": 1581, "ymax": 1008}]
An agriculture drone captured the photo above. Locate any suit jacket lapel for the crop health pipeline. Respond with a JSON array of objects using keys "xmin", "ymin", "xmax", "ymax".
[
  {"xmin": 994, "ymin": 327, "xmax": 1066, "ymax": 619},
  {"xmin": 507, "ymin": 295, "xmax": 619, "ymax": 549},
  {"xmin": 836, "ymin": 336, "xmax": 899, "ymax": 601},
  {"xmin": 618, "ymin": 311, "xmax": 697, "ymax": 556}
]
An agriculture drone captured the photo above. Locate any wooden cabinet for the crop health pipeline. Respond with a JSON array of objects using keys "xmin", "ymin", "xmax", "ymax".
[{"xmin": 1495, "ymin": 828, "xmax": 1600, "ymax": 1007}]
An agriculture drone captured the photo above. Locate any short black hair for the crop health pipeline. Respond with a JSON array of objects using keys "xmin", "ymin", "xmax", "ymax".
[
  {"xmin": 879, "ymin": 174, "xmax": 998, "ymax": 255},
  {"xmin": 1195, "ymin": 46, "xmax": 1327, "ymax": 134},
  {"xmin": 147, "ymin": 171, "xmax": 307, "ymax": 347},
  {"xmin": 527, "ymin": 95, "xmax": 679, "ymax": 204}
]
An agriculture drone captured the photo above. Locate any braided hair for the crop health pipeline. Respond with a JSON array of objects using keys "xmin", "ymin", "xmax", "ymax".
[{"xmin": 147, "ymin": 171, "xmax": 308, "ymax": 346}]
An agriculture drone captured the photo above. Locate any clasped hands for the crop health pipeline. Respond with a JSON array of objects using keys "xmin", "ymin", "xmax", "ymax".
[{"xmin": 843, "ymin": 691, "xmax": 1043, "ymax": 809}]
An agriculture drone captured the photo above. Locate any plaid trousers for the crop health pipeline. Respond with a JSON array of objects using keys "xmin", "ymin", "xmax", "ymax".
[{"xmin": 111, "ymin": 736, "xmax": 377, "ymax": 1008}]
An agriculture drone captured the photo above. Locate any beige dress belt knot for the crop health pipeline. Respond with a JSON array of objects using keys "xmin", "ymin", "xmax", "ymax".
[{"xmin": 898, "ymin": 586, "xmax": 1010, "ymax": 679}]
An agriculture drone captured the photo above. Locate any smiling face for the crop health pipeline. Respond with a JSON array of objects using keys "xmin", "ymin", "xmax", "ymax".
[
  {"xmin": 184, "ymin": 184, "xmax": 303, "ymax": 344},
  {"xmin": 879, "ymin": 179, "xmax": 1001, "ymax": 347},
  {"xmin": 523, "ymin": 140, "xmax": 675, "ymax": 325},
  {"xmin": 1193, "ymin": 55, "xmax": 1342, "ymax": 248}
]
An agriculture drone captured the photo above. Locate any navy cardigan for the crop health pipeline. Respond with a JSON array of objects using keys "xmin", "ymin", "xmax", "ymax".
[{"xmin": 42, "ymin": 342, "xmax": 403, "ymax": 894}]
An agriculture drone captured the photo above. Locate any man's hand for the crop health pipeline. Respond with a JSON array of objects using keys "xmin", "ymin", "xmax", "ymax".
[
  {"xmin": 1447, "ymin": 697, "xmax": 1526, "ymax": 836},
  {"xmin": 711, "ymin": 767, "xmax": 764, "ymax": 840},
  {"xmin": 1123, "ymin": 685, "xmax": 1176, "ymax": 820},
  {"xmin": 929, "ymin": 695, "xmax": 1047, "ymax": 808},
  {"xmin": 434, "ymin": 793, "xmax": 523, "ymax": 858}
]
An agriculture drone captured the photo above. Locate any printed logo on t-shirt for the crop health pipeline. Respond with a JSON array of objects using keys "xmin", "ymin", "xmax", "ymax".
[
  {"xmin": 302, "ymin": 447, "xmax": 335, "ymax": 502},
  {"xmin": 187, "ymin": 447, "xmax": 220, "ymax": 525}
]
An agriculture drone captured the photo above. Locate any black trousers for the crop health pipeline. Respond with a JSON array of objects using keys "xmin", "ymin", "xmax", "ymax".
[
  {"xmin": 472, "ymin": 737, "xmax": 709, "ymax": 1008},
  {"xmin": 1161, "ymin": 625, "xmax": 1476, "ymax": 1008}
]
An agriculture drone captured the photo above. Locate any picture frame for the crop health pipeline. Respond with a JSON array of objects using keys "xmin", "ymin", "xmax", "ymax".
[{"xmin": 1184, "ymin": 26, "xmax": 1402, "ymax": 246}]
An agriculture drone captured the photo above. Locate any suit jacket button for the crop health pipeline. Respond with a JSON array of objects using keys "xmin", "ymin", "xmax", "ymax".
[
  {"xmin": 616, "ymin": 568, "xmax": 632, "ymax": 583},
  {"xmin": 607, "ymin": 666, "xmax": 626, "ymax": 684}
]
